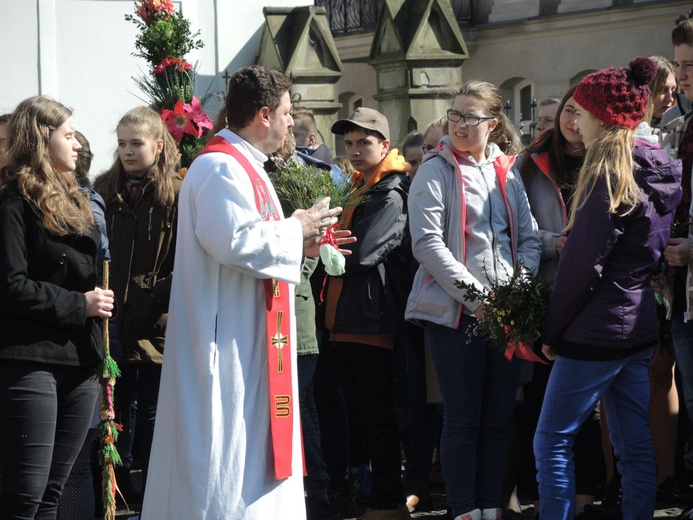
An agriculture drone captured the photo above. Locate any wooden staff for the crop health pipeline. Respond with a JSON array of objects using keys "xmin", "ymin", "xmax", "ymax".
[{"xmin": 95, "ymin": 261, "xmax": 122, "ymax": 520}]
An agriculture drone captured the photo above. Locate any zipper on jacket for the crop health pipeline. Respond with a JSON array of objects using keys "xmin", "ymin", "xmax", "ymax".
[
  {"xmin": 478, "ymin": 164, "xmax": 499, "ymax": 276},
  {"xmin": 148, "ymin": 207, "xmax": 153, "ymax": 241}
]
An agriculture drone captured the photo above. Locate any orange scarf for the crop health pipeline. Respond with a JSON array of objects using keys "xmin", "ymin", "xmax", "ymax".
[
  {"xmin": 325, "ymin": 149, "xmax": 409, "ymax": 347},
  {"xmin": 338, "ymin": 149, "xmax": 410, "ymax": 229}
]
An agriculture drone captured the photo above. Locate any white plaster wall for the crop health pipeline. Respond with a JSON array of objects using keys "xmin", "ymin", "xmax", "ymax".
[
  {"xmin": 0, "ymin": 0, "xmax": 305, "ymax": 175},
  {"xmin": 1, "ymin": 2, "xmax": 41, "ymax": 114}
]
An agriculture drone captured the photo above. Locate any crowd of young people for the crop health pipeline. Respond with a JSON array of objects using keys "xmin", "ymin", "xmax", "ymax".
[{"xmin": 0, "ymin": 8, "xmax": 692, "ymax": 520}]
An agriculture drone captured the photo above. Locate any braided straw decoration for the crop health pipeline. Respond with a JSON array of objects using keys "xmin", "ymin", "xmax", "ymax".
[{"xmin": 95, "ymin": 261, "xmax": 122, "ymax": 520}]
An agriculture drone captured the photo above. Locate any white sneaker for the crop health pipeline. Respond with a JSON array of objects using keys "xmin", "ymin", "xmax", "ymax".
[
  {"xmin": 455, "ymin": 508, "xmax": 481, "ymax": 520},
  {"xmin": 482, "ymin": 508, "xmax": 502, "ymax": 520}
]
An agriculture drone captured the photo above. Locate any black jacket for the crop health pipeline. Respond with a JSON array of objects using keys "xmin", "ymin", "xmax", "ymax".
[
  {"xmin": 330, "ymin": 172, "xmax": 412, "ymax": 336},
  {"xmin": 0, "ymin": 182, "xmax": 102, "ymax": 366},
  {"xmin": 103, "ymin": 178, "xmax": 180, "ymax": 364}
]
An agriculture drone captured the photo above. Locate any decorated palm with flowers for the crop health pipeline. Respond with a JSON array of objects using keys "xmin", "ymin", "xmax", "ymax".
[
  {"xmin": 456, "ymin": 262, "xmax": 550, "ymax": 363},
  {"xmin": 126, "ymin": 0, "xmax": 211, "ymax": 167}
]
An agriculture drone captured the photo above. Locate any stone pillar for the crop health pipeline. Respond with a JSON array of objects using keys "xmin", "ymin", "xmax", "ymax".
[
  {"xmin": 369, "ymin": 0, "xmax": 468, "ymax": 148},
  {"xmin": 256, "ymin": 6, "xmax": 343, "ymax": 152},
  {"xmin": 488, "ymin": 0, "xmax": 541, "ymax": 23}
]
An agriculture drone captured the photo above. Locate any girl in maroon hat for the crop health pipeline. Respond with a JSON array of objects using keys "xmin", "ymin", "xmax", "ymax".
[{"xmin": 535, "ymin": 57, "xmax": 683, "ymax": 520}]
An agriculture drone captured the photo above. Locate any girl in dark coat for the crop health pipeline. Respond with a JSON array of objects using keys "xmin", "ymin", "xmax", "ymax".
[
  {"xmin": 94, "ymin": 106, "xmax": 180, "ymax": 497},
  {"xmin": 0, "ymin": 96, "xmax": 114, "ymax": 519},
  {"xmin": 535, "ymin": 58, "xmax": 682, "ymax": 520}
]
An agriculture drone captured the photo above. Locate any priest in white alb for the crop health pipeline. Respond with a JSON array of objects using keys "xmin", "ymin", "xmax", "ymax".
[{"xmin": 141, "ymin": 65, "xmax": 349, "ymax": 520}]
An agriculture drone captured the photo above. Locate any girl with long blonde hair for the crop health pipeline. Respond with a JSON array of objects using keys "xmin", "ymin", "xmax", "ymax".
[{"xmin": 536, "ymin": 57, "xmax": 682, "ymax": 520}]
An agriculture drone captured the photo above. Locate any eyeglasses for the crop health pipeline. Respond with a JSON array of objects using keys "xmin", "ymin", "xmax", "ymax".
[
  {"xmin": 446, "ymin": 109, "xmax": 495, "ymax": 126},
  {"xmin": 421, "ymin": 144, "xmax": 435, "ymax": 153}
]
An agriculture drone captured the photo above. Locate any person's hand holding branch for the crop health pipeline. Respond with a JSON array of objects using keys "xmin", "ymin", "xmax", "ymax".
[{"xmin": 85, "ymin": 287, "xmax": 115, "ymax": 318}]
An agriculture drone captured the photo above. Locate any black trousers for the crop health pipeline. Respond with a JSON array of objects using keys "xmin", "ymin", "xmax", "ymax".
[
  {"xmin": 114, "ymin": 363, "xmax": 162, "ymax": 487},
  {"xmin": 298, "ymin": 354, "xmax": 331, "ymax": 499},
  {"xmin": 0, "ymin": 361, "xmax": 98, "ymax": 520},
  {"xmin": 335, "ymin": 341, "xmax": 404, "ymax": 510}
]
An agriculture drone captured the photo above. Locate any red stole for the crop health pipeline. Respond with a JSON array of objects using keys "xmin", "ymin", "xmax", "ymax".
[{"xmin": 197, "ymin": 136, "xmax": 294, "ymax": 480}]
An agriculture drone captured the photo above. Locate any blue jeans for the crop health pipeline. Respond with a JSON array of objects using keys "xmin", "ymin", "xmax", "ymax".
[
  {"xmin": 427, "ymin": 317, "xmax": 521, "ymax": 516},
  {"xmin": 672, "ymin": 315, "xmax": 693, "ymax": 417},
  {"xmin": 534, "ymin": 348, "xmax": 655, "ymax": 520}
]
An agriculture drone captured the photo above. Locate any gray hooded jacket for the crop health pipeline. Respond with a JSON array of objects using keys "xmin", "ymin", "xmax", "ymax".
[{"xmin": 405, "ymin": 137, "xmax": 541, "ymax": 328}]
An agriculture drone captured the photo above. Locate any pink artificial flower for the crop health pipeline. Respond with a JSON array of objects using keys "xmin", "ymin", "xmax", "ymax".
[
  {"xmin": 138, "ymin": 0, "xmax": 174, "ymax": 24},
  {"xmin": 161, "ymin": 99, "xmax": 197, "ymax": 142},
  {"xmin": 187, "ymin": 97, "xmax": 213, "ymax": 137},
  {"xmin": 154, "ymin": 0, "xmax": 175, "ymax": 13},
  {"xmin": 137, "ymin": 3, "xmax": 149, "ymax": 23}
]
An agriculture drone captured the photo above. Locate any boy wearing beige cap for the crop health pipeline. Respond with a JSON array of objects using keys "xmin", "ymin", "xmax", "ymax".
[{"xmin": 324, "ymin": 107, "xmax": 413, "ymax": 520}]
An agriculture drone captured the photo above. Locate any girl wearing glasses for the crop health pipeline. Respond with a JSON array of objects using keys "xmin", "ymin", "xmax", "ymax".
[{"xmin": 406, "ymin": 81, "xmax": 541, "ymax": 520}]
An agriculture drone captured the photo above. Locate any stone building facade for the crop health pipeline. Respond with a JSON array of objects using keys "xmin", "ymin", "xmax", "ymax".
[{"xmin": 320, "ymin": 0, "xmax": 690, "ymax": 150}]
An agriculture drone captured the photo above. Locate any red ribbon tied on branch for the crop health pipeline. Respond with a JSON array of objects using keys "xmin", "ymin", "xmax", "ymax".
[
  {"xmin": 318, "ymin": 223, "xmax": 339, "ymax": 249},
  {"xmin": 503, "ymin": 325, "xmax": 547, "ymax": 364}
]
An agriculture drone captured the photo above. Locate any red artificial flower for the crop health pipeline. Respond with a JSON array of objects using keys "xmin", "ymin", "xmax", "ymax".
[
  {"xmin": 161, "ymin": 99, "xmax": 197, "ymax": 142},
  {"xmin": 153, "ymin": 57, "xmax": 193, "ymax": 75},
  {"xmin": 187, "ymin": 96, "xmax": 213, "ymax": 137},
  {"xmin": 137, "ymin": 3, "xmax": 149, "ymax": 23}
]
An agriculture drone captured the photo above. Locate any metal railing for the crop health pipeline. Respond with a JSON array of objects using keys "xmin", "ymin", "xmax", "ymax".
[{"xmin": 314, "ymin": 0, "xmax": 384, "ymax": 35}]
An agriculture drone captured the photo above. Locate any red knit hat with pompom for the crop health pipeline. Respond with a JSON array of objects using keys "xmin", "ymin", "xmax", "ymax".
[{"xmin": 573, "ymin": 57, "xmax": 657, "ymax": 129}]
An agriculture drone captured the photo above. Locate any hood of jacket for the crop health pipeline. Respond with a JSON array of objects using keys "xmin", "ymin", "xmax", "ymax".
[
  {"xmin": 633, "ymin": 142, "xmax": 682, "ymax": 215},
  {"xmin": 350, "ymin": 148, "xmax": 410, "ymax": 186},
  {"xmin": 423, "ymin": 136, "xmax": 505, "ymax": 171}
]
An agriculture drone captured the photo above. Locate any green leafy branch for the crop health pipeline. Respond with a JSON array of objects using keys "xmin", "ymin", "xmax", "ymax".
[
  {"xmin": 126, "ymin": 12, "xmax": 203, "ymax": 66},
  {"xmin": 455, "ymin": 261, "xmax": 551, "ymax": 351},
  {"xmin": 269, "ymin": 159, "xmax": 367, "ymax": 216}
]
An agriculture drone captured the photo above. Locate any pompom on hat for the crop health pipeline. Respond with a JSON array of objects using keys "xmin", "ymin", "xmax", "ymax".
[{"xmin": 573, "ymin": 57, "xmax": 657, "ymax": 130}]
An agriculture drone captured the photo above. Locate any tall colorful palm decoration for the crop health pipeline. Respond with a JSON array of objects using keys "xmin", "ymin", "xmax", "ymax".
[{"xmin": 126, "ymin": 0, "xmax": 213, "ymax": 168}]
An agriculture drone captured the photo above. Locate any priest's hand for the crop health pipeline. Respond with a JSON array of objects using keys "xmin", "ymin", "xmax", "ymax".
[
  {"xmin": 292, "ymin": 197, "xmax": 342, "ymax": 241},
  {"xmin": 304, "ymin": 229, "xmax": 357, "ymax": 258}
]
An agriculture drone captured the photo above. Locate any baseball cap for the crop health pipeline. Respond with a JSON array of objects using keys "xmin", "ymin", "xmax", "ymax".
[{"xmin": 331, "ymin": 107, "xmax": 390, "ymax": 141}]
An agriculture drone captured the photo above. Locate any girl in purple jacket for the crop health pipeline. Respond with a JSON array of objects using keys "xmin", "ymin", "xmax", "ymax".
[{"xmin": 535, "ymin": 58, "xmax": 682, "ymax": 520}]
